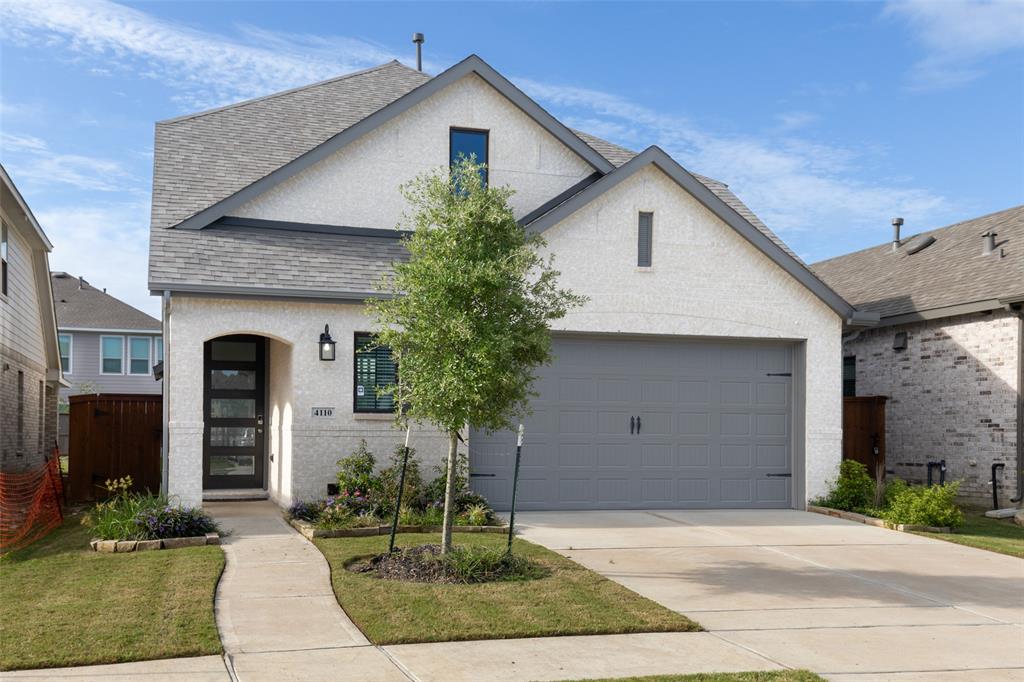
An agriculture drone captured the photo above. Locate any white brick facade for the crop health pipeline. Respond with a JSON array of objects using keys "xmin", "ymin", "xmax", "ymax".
[{"xmin": 844, "ymin": 309, "xmax": 1020, "ymax": 505}]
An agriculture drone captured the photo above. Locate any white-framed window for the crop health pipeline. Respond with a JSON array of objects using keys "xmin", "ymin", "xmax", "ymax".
[
  {"xmin": 58, "ymin": 333, "xmax": 73, "ymax": 374},
  {"xmin": 154, "ymin": 337, "xmax": 163, "ymax": 363},
  {"xmin": 100, "ymin": 335, "xmax": 125, "ymax": 374},
  {"xmin": 128, "ymin": 336, "xmax": 152, "ymax": 375},
  {"xmin": 1, "ymin": 219, "xmax": 8, "ymax": 297}
]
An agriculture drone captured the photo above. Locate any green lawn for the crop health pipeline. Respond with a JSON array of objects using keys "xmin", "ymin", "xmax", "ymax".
[
  {"xmin": 914, "ymin": 510, "xmax": 1024, "ymax": 558},
  {"xmin": 554, "ymin": 672, "xmax": 825, "ymax": 682},
  {"xmin": 0, "ymin": 516, "xmax": 224, "ymax": 671},
  {"xmin": 314, "ymin": 533, "xmax": 699, "ymax": 645}
]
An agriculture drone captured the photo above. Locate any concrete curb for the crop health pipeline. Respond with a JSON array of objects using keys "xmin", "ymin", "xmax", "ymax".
[
  {"xmin": 288, "ymin": 518, "xmax": 507, "ymax": 540},
  {"xmin": 806, "ymin": 505, "xmax": 951, "ymax": 533}
]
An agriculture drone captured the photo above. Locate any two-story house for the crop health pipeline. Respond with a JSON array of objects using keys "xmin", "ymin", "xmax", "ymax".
[
  {"xmin": 148, "ymin": 55, "xmax": 874, "ymax": 510},
  {"xmin": 0, "ymin": 165, "xmax": 64, "ymax": 473},
  {"xmin": 51, "ymin": 272, "xmax": 162, "ymax": 400}
]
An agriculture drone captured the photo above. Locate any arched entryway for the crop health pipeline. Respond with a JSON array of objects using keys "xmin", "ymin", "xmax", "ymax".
[{"xmin": 203, "ymin": 334, "xmax": 268, "ymax": 491}]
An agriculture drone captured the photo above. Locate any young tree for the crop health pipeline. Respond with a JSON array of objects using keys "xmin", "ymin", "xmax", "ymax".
[{"xmin": 370, "ymin": 158, "xmax": 585, "ymax": 553}]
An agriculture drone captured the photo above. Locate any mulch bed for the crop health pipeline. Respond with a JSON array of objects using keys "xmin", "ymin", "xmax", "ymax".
[{"xmin": 347, "ymin": 544, "xmax": 545, "ymax": 584}]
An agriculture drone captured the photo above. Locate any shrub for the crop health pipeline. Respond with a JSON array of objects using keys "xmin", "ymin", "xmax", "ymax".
[
  {"xmin": 318, "ymin": 501, "xmax": 354, "ymax": 530},
  {"xmin": 375, "ymin": 445, "xmax": 422, "ymax": 517},
  {"xmin": 336, "ymin": 440, "xmax": 377, "ymax": 496},
  {"xmin": 288, "ymin": 499, "xmax": 325, "ymax": 522},
  {"xmin": 881, "ymin": 481, "xmax": 963, "ymax": 528},
  {"xmin": 440, "ymin": 545, "xmax": 543, "ymax": 583},
  {"xmin": 135, "ymin": 504, "xmax": 220, "ymax": 539},
  {"xmin": 817, "ymin": 460, "xmax": 875, "ymax": 512},
  {"xmin": 463, "ymin": 503, "xmax": 493, "ymax": 526}
]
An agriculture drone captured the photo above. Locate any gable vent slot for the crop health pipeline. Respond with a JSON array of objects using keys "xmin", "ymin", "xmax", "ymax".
[{"xmin": 638, "ymin": 212, "xmax": 653, "ymax": 267}]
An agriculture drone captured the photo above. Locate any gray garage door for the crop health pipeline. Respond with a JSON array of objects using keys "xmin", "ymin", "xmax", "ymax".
[{"xmin": 470, "ymin": 336, "xmax": 794, "ymax": 510}]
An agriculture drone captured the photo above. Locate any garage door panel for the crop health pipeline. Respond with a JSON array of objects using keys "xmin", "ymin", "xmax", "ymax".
[
  {"xmin": 679, "ymin": 444, "xmax": 711, "ymax": 467},
  {"xmin": 471, "ymin": 337, "xmax": 794, "ymax": 510}
]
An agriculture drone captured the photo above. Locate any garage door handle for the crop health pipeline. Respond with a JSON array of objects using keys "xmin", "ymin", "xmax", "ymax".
[
  {"xmin": 766, "ymin": 473, "xmax": 792, "ymax": 477},
  {"xmin": 636, "ymin": 416, "xmax": 641, "ymax": 434},
  {"xmin": 469, "ymin": 473, "xmax": 496, "ymax": 478},
  {"xmin": 630, "ymin": 416, "xmax": 635, "ymax": 434}
]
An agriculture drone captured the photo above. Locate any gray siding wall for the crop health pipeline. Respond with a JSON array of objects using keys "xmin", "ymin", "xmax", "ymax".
[
  {"xmin": 844, "ymin": 309, "xmax": 1020, "ymax": 506},
  {"xmin": 0, "ymin": 218, "xmax": 45, "ymax": 364},
  {"xmin": 59, "ymin": 330, "xmax": 162, "ymax": 399}
]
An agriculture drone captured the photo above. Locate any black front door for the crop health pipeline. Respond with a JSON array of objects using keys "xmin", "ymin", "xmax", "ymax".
[{"xmin": 203, "ymin": 335, "xmax": 266, "ymax": 490}]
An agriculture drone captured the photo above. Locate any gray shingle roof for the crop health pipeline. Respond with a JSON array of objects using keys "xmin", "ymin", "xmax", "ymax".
[
  {"xmin": 811, "ymin": 205, "xmax": 1024, "ymax": 319},
  {"xmin": 149, "ymin": 60, "xmax": 806, "ymax": 295},
  {"xmin": 52, "ymin": 272, "xmax": 161, "ymax": 330}
]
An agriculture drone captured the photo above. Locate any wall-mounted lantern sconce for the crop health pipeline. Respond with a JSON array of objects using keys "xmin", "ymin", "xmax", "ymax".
[{"xmin": 319, "ymin": 324, "xmax": 336, "ymax": 361}]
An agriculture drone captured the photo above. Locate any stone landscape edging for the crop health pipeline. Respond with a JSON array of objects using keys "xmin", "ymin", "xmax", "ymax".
[
  {"xmin": 288, "ymin": 517, "xmax": 507, "ymax": 540},
  {"xmin": 807, "ymin": 504, "xmax": 951, "ymax": 533},
  {"xmin": 90, "ymin": 532, "xmax": 221, "ymax": 552}
]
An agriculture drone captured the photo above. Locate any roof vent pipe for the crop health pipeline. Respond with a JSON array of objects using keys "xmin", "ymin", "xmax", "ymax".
[
  {"xmin": 412, "ymin": 33, "xmax": 424, "ymax": 72},
  {"xmin": 78, "ymin": 276, "xmax": 85, "ymax": 290},
  {"xmin": 982, "ymin": 230, "xmax": 997, "ymax": 256},
  {"xmin": 891, "ymin": 217, "xmax": 904, "ymax": 251}
]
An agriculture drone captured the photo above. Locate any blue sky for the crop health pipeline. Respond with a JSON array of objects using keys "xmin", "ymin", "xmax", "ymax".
[{"xmin": 1, "ymin": 1, "xmax": 1022, "ymax": 316}]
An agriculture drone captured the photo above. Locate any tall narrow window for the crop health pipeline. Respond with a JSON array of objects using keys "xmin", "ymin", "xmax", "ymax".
[
  {"xmin": 58, "ymin": 333, "xmax": 72, "ymax": 374},
  {"xmin": 1, "ymin": 220, "xmax": 8, "ymax": 297},
  {"xmin": 638, "ymin": 212, "xmax": 653, "ymax": 267},
  {"xmin": 101, "ymin": 336, "xmax": 125, "ymax": 374},
  {"xmin": 450, "ymin": 128, "xmax": 489, "ymax": 187},
  {"xmin": 842, "ymin": 356, "xmax": 856, "ymax": 397},
  {"xmin": 154, "ymin": 337, "xmax": 164, "ymax": 364},
  {"xmin": 129, "ymin": 337, "xmax": 152, "ymax": 375},
  {"xmin": 354, "ymin": 333, "xmax": 397, "ymax": 414}
]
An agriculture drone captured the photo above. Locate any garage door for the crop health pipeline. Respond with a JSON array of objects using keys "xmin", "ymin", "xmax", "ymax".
[{"xmin": 469, "ymin": 336, "xmax": 794, "ymax": 510}]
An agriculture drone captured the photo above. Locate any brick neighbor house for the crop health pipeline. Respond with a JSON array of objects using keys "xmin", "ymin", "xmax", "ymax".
[
  {"xmin": 0, "ymin": 165, "xmax": 65, "ymax": 473},
  {"xmin": 813, "ymin": 206, "xmax": 1023, "ymax": 507}
]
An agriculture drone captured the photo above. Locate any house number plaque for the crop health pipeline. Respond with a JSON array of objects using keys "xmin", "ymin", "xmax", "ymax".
[{"xmin": 311, "ymin": 407, "xmax": 335, "ymax": 418}]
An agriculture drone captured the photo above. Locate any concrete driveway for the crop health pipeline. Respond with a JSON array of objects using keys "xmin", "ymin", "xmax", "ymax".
[{"xmin": 516, "ymin": 509, "xmax": 1024, "ymax": 681}]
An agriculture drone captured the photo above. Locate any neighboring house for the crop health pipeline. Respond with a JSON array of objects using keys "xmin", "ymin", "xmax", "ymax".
[
  {"xmin": 51, "ymin": 272, "xmax": 163, "ymax": 400},
  {"xmin": 148, "ymin": 55, "xmax": 873, "ymax": 510},
  {"xmin": 813, "ymin": 207, "xmax": 1023, "ymax": 507},
  {"xmin": 0, "ymin": 165, "xmax": 65, "ymax": 473}
]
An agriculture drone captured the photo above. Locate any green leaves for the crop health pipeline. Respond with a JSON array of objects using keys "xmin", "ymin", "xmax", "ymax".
[{"xmin": 369, "ymin": 159, "xmax": 586, "ymax": 435}]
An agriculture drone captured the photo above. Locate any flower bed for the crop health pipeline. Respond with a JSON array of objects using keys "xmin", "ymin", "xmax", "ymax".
[
  {"xmin": 288, "ymin": 517, "xmax": 505, "ymax": 540},
  {"xmin": 82, "ymin": 477, "xmax": 222, "ymax": 549},
  {"xmin": 287, "ymin": 441, "xmax": 503, "ymax": 534},
  {"xmin": 810, "ymin": 461, "xmax": 962, "ymax": 533}
]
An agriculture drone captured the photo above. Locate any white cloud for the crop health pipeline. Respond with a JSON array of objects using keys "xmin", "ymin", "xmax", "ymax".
[
  {"xmin": 0, "ymin": 0, "xmax": 418, "ymax": 110},
  {"xmin": 1, "ymin": 133, "xmax": 134, "ymax": 192},
  {"xmin": 38, "ymin": 201, "xmax": 158, "ymax": 316},
  {"xmin": 517, "ymin": 76, "xmax": 952, "ymax": 257},
  {"xmin": 774, "ymin": 111, "xmax": 819, "ymax": 132},
  {"xmin": 884, "ymin": 0, "xmax": 1024, "ymax": 90}
]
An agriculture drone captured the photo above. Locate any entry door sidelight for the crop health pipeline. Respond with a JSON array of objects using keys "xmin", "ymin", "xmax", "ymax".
[{"xmin": 203, "ymin": 335, "xmax": 266, "ymax": 490}]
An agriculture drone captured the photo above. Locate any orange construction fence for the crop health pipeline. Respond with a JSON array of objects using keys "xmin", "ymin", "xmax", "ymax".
[{"xmin": 0, "ymin": 450, "xmax": 65, "ymax": 553}]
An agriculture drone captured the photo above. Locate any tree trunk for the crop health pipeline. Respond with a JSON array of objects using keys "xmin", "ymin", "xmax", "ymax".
[{"xmin": 440, "ymin": 430, "xmax": 459, "ymax": 554}]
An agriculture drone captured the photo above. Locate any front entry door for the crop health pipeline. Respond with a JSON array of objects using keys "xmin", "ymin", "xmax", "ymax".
[{"xmin": 203, "ymin": 335, "xmax": 266, "ymax": 489}]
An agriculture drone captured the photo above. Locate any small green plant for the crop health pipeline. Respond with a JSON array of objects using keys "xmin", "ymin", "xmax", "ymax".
[
  {"xmin": 882, "ymin": 480, "xmax": 964, "ymax": 528},
  {"xmin": 463, "ymin": 503, "xmax": 492, "ymax": 526},
  {"xmin": 318, "ymin": 503, "xmax": 355, "ymax": 530},
  {"xmin": 336, "ymin": 440, "xmax": 377, "ymax": 496},
  {"xmin": 816, "ymin": 460, "xmax": 875, "ymax": 512},
  {"xmin": 376, "ymin": 445, "xmax": 422, "ymax": 517},
  {"xmin": 440, "ymin": 545, "xmax": 544, "ymax": 583}
]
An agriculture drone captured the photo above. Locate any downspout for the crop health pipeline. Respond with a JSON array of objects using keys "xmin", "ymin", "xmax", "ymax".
[
  {"xmin": 161, "ymin": 290, "xmax": 171, "ymax": 495},
  {"xmin": 1013, "ymin": 307, "xmax": 1023, "ymax": 504},
  {"xmin": 1004, "ymin": 301, "xmax": 1024, "ymax": 504}
]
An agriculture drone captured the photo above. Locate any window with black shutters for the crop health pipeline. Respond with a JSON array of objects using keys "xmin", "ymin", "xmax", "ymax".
[
  {"xmin": 354, "ymin": 333, "xmax": 397, "ymax": 413},
  {"xmin": 638, "ymin": 212, "xmax": 653, "ymax": 267},
  {"xmin": 843, "ymin": 356, "xmax": 856, "ymax": 397}
]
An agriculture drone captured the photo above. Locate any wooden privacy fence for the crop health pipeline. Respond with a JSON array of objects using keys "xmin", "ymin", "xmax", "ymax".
[
  {"xmin": 843, "ymin": 395, "xmax": 888, "ymax": 481},
  {"xmin": 68, "ymin": 394, "xmax": 162, "ymax": 503}
]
